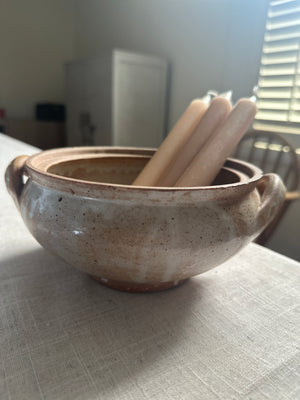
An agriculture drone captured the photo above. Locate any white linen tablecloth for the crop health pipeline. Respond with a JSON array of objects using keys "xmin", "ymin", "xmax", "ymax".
[{"xmin": 1, "ymin": 133, "xmax": 299, "ymax": 400}]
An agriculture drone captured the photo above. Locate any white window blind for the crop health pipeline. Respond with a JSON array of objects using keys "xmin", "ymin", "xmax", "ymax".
[{"xmin": 254, "ymin": 0, "xmax": 300, "ymax": 134}]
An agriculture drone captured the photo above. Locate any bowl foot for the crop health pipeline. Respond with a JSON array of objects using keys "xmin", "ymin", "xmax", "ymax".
[{"xmin": 91, "ymin": 276, "xmax": 187, "ymax": 292}]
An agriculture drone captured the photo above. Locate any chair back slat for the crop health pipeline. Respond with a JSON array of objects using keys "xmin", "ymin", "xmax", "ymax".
[
  {"xmin": 248, "ymin": 136, "xmax": 257, "ymax": 164},
  {"xmin": 260, "ymin": 136, "xmax": 273, "ymax": 171},
  {"xmin": 283, "ymin": 162, "xmax": 294, "ymax": 188},
  {"xmin": 273, "ymin": 146, "xmax": 284, "ymax": 175}
]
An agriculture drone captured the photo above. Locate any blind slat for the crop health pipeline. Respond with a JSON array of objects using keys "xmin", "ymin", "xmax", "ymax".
[
  {"xmin": 257, "ymin": 88, "xmax": 292, "ymax": 98},
  {"xmin": 263, "ymin": 43, "xmax": 299, "ymax": 53},
  {"xmin": 261, "ymin": 54, "xmax": 298, "ymax": 64},
  {"xmin": 265, "ymin": 30, "xmax": 300, "ymax": 41},
  {"xmin": 258, "ymin": 77, "xmax": 295, "ymax": 87},
  {"xmin": 289, "ymin": 110, "xmax": 300, "ymax": 120},
  {"xmin": 290, "ymin": 100, "xmax": 300, "ymax": 108},
  {"xmin": 270, "ymin": 1, "xmax": 298, "ymax": 6},
  {"xmin": 260, "ymin": 66, "xmax": 296, "ymax": 75},
  {"xmin": 267, "ymin": 18, "xmax": 300, "ymax": 30},
  {"xmin": 256, "ymin": 111, "xmax": 289, "ymax": 121},
  {"xmin": 253, "ymin": 121, "xmax": 300, "ymax": 134},
  {"xmin": 256, "ymin": 100, "xmax": 290, "ymax": 109},
  {"xmin": 270, "ymin": 6, "xmax": 300, "ymax": 17}
]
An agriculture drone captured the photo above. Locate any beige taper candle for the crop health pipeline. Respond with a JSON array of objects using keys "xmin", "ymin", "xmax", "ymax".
[
  {"xmin": 158, "ymin": 97, "xmax": 232, "ymax": 187},
  {"xmin": 175, "ymin": 98, "xmax": 257, "ymax": 187},
  {"xmin": 132, "ymin": 98, "xmax": 210, "ymax": 186}
]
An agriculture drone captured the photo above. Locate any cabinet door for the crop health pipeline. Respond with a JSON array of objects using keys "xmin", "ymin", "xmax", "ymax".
[
  {"xmin": 65, "ymin": 61, "xmax": 86, "ymax": 146},
  {"xmin": 65, "ymin": 57, "xmax": 111, "ymax": 146},
  {"xmin": 112, "ymin": 50, "xmax": 167, "ymax": 148},
  {"xmin": 84, "ymin": 57, "xmax": 112, "ymax": 146}
]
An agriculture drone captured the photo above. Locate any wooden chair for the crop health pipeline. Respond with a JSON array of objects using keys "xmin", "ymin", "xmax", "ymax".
[{"xmin": 232, "ymin": 130, "xmax": 300, "ymax": 245}]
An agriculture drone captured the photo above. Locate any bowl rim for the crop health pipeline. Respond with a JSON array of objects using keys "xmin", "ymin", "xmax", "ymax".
[{"xmin": 25, "ymin": 146, "xmax": 263, "ymax": 192}]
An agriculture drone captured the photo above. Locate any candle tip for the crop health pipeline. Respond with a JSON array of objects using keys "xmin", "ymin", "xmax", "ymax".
[
  {"xmin": 219, "ymin": 90, "xmax": 233, "ymax": 101},
  {"xmin": 201, "ymin": 93, "xmax": 213, "ymax": 104}
]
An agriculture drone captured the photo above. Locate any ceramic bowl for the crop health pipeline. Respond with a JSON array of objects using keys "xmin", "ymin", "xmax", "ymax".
[{"xmin": 5, "ymin": 147, "xmax": 285, "ymax": 292}]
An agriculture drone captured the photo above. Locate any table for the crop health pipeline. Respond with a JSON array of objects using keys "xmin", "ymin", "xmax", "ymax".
[{"xmin": 1, "ymin": 133, "xmax": 299, "ymax": 400}]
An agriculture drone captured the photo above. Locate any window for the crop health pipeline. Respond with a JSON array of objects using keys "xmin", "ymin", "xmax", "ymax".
[{"xmin": 254, "ymin": 0, "xmax": 300, "ymax": 135}]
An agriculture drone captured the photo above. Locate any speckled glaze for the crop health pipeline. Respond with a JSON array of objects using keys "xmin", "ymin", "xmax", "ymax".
[{"xmin": 5, "ymin": 147, "xmax": 286, "ymax": 292}]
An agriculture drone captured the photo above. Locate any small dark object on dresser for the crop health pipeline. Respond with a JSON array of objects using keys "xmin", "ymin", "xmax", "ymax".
[{"xmin": 35, "ymin": 103, "xmax": 65, "ymax": 122}]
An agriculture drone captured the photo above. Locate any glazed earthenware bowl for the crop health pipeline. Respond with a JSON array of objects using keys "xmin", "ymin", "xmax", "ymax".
[{"xmin": 5, "ymin": 147, "xmax": 285, "ymax": 292}]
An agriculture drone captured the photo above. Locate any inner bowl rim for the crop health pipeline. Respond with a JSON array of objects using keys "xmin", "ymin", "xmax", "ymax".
[{"xmin": 25, "ymin": 146, "xmax": 263, "ymax": 191}]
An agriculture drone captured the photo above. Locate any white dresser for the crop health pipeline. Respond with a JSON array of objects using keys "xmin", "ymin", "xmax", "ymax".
[{"xmin": 65, "ymin": 49, "xmax": 168, "ymax": 147}]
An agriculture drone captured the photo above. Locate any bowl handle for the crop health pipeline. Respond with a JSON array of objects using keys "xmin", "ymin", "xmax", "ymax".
[
  {"xmin": 256, "ymin": 173, "xmax": 286, "ymax": 233},
  {"xmin": 5, "ymin": 155, "xmax": 29, "ymax": 209}
]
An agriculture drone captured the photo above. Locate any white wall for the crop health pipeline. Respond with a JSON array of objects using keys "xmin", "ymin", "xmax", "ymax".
[
  {"xmin": 0, "ymin": 0, "xmax": 269, "ymax": 125},
  {"xmin": 72, "ymin": 0, "xmax": 269, "ymax": 129},
  {"xmin": 0, "ymin": 0, "xmax": 75, "ymax": 118}
]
